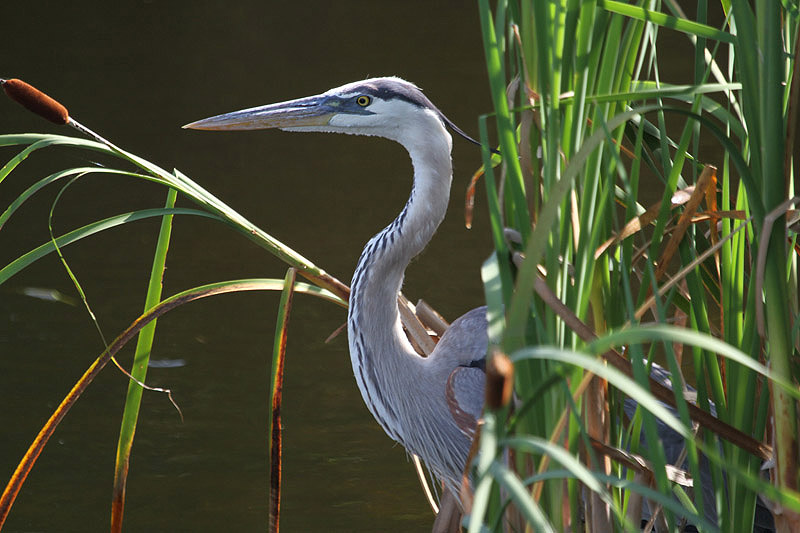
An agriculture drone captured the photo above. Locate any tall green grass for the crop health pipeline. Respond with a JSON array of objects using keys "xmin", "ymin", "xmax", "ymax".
[{"xmin": 472, "ymin": 0, "xmax": 800, "ymax": 531}]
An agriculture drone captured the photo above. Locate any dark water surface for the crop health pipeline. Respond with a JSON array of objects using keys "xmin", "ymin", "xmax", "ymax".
[{"xmin": 1, "ymin": 2, "xmax": 493, "ymax": 531}]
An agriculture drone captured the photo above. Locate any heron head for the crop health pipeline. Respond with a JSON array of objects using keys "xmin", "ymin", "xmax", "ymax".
[{"xmin": 183, "ymin": 77, "xmax": 481, "ymax": 149}]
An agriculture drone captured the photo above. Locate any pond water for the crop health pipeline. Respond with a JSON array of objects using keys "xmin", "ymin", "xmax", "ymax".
[{"xmin": 1, "ymin": 2, "xmax": 495, "ymax": 531}]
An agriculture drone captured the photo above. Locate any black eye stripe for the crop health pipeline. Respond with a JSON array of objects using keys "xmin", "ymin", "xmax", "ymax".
[{"xmin": 343, "ymin": 83, "xmax": 430, "ymax": 110}]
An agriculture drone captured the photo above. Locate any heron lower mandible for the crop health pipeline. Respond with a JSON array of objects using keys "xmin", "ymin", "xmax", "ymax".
[{"xmin": 184, "ymin": 77, "xmax": 488, "ymax": 500}]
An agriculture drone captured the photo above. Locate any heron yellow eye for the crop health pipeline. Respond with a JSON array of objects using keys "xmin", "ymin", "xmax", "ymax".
[{"xmin": 356, "ymin": 95, "xmax": 371, "ymax": 107}]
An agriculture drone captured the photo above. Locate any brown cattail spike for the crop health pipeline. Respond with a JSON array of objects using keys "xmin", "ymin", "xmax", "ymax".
[
  {"xmin": 2, "ymin": 78, "xmax": 69, "ymax": 125},
  {"xmin": 485, "ymin": 349, "xmax": 514, "ymax": 410}
]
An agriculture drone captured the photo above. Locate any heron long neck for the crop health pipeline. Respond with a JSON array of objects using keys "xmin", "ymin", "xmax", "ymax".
[{"xmin": 347, "ymin": 125, "xmax": 452, "ymax": 446}]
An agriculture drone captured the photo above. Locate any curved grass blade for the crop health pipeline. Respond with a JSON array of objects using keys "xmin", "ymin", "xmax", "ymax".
[
  {"xmin": 0, "ymin": 135, "xmax": 114, "ymax": 184},
  {"xmin": 111, "ymin": 188, "xmax": 178, "ymax": 533},
  {"xmin": 0, "ymin": 208, "xmax": 220, "ymax": 285},
  {"xmin": 519, "ymin": 469, "xmax": 721, "ymax": 532},
  {"xmin": 502, "ymin": 435, "xmax": 625, "ymax": 526},
  {"xmin": 508, "ymin": 345, "xmax": 800, "ymax": 520},
  {"xmin": 0, "ymin": 167, "xmax": 170, "ymax": 230},
  {"xmin": 0, "ymin": 278, "xmax": 345, "ymax": 529},
  {"xmin": 466, "ymin": 411, "xmax": 499, "ymax": 533},
  {"xmin": 46, "ymin": 173, "xmax": 112, "ymax": 350},
  {"xmin": 0, "ymin": 133, "xmax": 350, "ymax": 300},
  {"xmin": 511, "ymin": 346, "xmax": 690, "ymax": 439},
  {"xmin": 531, "ymin": 274, "xmax": 772, "ymax": 461},
  {"xmin": 487, "ymin": 460, "xmax": 555, "ymax": 533},
  {"xmin": 595, "ymin": 473, "xmax": 717, "ymax": 532},
  {"xmin": 268, "ymin": 268, "xmax": 297, "ymax": 533},
  {"xmin": 576, "ymin": 82, "xmax": 743, "ymax": 103},
  {"xmin": 598, "ymin": 0, "xmax": 734, "ymax": 43},
  {"xmin": 588, "ymin": 325, "xmax": 800, "ymax": 402}
]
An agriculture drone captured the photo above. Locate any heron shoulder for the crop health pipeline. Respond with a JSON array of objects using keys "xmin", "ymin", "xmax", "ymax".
[{"xmin": 431, "ymin": 305, "xmax": 488, "ymax": 368}]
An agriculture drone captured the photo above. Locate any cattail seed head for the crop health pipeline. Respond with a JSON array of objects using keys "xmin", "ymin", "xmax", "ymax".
[
  {"xmin": 2, "ymin": 78, "xmax": 69, "ymax": 125},
  {"xmin": 485, "ymin": 349, "xmax": 514, "ymax": 410}
]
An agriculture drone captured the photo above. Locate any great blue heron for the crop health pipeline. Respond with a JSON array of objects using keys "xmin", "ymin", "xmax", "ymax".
[
  {"xmin": 183, "ymin": 77, "xmax": 774, "ymax": 531},
  {"xmin": 184, "ymin": 77, "xmax": 487, "ymax": 500}
]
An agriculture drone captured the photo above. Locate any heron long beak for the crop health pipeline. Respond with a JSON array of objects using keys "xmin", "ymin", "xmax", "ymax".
[{"xmin": 182, "ymin": 95, "xmax": 335, "ymax": 131}]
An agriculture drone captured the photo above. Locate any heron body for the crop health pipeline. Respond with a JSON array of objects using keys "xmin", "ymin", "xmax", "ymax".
[
  {"xmin": 184, "ymin": 78, "xmax": 776, "ymax": 531},
  {"xmin": 185, "ymin": 77, "xmax": 488, "ymax": 497}
]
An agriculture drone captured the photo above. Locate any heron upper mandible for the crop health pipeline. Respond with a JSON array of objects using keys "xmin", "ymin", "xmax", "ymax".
[{"xmin": 185, "ymin": 77, "xmax": 488, "ymax": 501}]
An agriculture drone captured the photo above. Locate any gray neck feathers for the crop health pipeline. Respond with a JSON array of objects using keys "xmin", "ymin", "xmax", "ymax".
[{"xmin": 346, "ymin": 124, "xmax": 453, "ymax": 447}]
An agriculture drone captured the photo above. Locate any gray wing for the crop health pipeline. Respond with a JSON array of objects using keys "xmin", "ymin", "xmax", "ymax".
[
  {"xmin": 445, "ymin": 366, "xmax": 485, "ymax": 438},
  {"xmin": 436, "ymin": 306, "xmax": 488, "ymax": 438}
]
